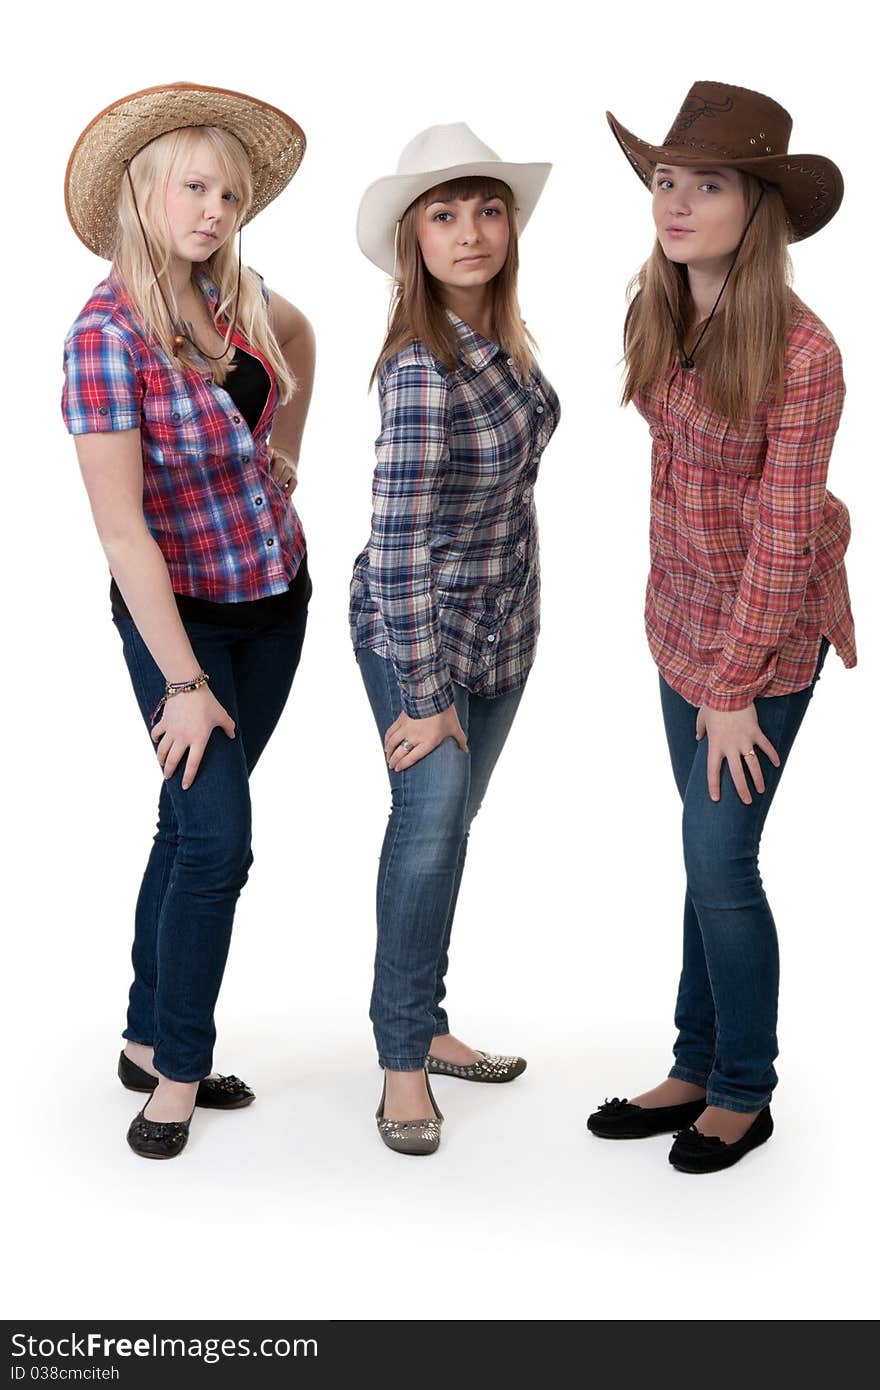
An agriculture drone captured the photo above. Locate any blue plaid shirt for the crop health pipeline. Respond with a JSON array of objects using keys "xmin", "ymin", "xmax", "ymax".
[{"xmin": 349, "ymin": 314, "xmax": 560, "ymax": 717}]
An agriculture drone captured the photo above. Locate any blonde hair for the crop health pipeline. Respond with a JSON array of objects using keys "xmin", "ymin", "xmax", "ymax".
[
  {"xmin": 371, "ymin": 177, "xmax": 535, "ymax": 388},
  {"xmin": 114, "ymin": 125, "xmax": 295, "ymax": 401},
  {"xmin": 622, "ymin": 173, "xmax": 792, "ymax": 424}
]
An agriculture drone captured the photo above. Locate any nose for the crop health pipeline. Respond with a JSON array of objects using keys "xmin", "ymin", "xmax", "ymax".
[{"xmin": 457, "ymin": 213, "xmax": 483, "ymax": 244}]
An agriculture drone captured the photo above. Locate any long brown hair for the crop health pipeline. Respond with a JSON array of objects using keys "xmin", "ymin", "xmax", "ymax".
[
  {"xmin": 370, "ymin": 176, "xmax": 535, "ymax": 388},
  {"xmin": 622, "ymin": 173, "xmax": 792, "ymax": 424},
  {"xmin": 115, "ymin": 126, "xmax": 295, "ymax": 401}
]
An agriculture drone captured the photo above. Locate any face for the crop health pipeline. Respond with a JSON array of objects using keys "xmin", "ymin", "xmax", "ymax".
[
  {"xmin": 163, "ymin": 139, "xmax": 244, "ymax": 264},
  {"xmin": 652, "ymin": 165, "xmax": 749, "ymax": 267},
  {"xmin": 415, "ymin": 192, "xmax": 510, "ymax": 291}
]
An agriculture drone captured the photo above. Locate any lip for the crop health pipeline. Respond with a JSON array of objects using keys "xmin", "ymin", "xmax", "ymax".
[
  {"xmin": 454, "ymin": 254, "xmax": 489, "ymax": 266},
  {"xmin": 665, "ymin": 227, "xmax": 694, "ymax": 237},
  {"xmin": 194, "ymin": 230, "xmax": 218, "ymax": 241}
]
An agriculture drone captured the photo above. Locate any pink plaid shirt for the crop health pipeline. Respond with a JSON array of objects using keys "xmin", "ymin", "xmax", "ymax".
[{"xmin": 634, "ymin": 296, "xmax": 856, "ymax": 711}]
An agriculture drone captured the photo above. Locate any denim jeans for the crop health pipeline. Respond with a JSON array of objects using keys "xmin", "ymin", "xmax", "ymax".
[
  {"xmin": 114, "ymin": 610, "xmax": 307, "ymax": 1080},
  {"xmin": 660, "ymin": 639, "xmax": 829, "ymax": 1112},
  {"xmin": 356, "ymin": 647, "xmax": 525, "ymax": 1070}
]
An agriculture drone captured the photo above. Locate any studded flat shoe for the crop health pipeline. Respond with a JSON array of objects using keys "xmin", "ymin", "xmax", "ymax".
[
  {"xmin": 118, "ymin": 1051, "xmax": 255, "ymax": 1109},
  {"xmin": 126, "ymin": 1101, "xmax": 195, "ymax": 1160},
  {"xmin": 426, "ymin": 1050, "xmax": 527, "ymax": 1083},
  {"xmin": 668, "ymin": 1105, "xmax": 773, "ymax": 1173},
  {"xmin": 587, "ymin": 1095, "xmax": 707, "ymax": 1139},
  {"xmin": 376, "ymin": 1070, "xmax": 443, "ymax": 1156}
]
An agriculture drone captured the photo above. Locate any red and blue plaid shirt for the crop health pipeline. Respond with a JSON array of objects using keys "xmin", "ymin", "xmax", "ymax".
[
  {"xmin": 635, "ymin": 295, "xmax": 856, "ymax": 711},
  {"xmin": 61, "ymin": 267, "xmax": 306, "ymax": 603},
  {"xmin": 349, "ymin": 314, "xmax": 560, "ymax": 717}
]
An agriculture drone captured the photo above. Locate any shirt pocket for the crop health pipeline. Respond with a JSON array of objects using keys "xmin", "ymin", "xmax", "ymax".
[{"xmin": 141, "ymin": 390, "xmax": 202, "ymax": 465}]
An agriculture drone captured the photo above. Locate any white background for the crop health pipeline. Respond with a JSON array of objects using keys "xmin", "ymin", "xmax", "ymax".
[{"xmin": 4, "ymin": 0, "xmax": 876, "ymax": 1322}]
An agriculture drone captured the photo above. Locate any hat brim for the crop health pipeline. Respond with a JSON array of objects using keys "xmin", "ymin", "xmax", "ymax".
[
  {"xmin": 66, "ymin": 82, "xmax": 306, "ymax": 259},
  {"xmin": 606, "ymin": 111, "xmax": 843, "ymax": 241},
  {"xmin": 356, "ymin": 159, "xmax": 552, "ymax": 274}
]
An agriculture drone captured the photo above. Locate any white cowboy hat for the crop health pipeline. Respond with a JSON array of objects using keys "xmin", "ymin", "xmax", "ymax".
[{"xmin": 356, "ymin": 123, "xmax": 552, "ymax": 275}]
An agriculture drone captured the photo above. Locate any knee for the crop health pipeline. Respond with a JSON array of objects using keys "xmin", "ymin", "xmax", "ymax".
[
  {"xmin": 179, "ymin": 810, "xmax": 253, "ymax": 889},
  {"xmin": 683, "ymin": 816, "xmax": 761, "ymax": 910},
  {"xmin": 390, "ymin": 739, "xmax": 469, "ymax": 842}
]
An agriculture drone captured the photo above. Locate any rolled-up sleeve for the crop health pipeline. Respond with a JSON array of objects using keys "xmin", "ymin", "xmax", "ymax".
[
  {"xmin": 368, "ymin": 360, "xmax": 454, "ymax": 717},
  {"xmin": 62, "ymin": 326, "xmax": 141, "ymax": 435},
  {"xmin": 705, "ymin": 343, "xmax": 846, "ymax": 709}
]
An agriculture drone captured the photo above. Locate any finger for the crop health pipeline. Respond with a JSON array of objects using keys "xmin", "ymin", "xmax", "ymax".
[
  {"xmin": 387, "ymin": 738, "xmax": 417, "ymax": 771},
  {"xmin": 383, "ymin": 718, "xmax": 404, "ymax": 758},
  {"xmin": 729, "ymin": 756, "xmax": 753, "ymax": 806},
  {"xmin": 162, "ymin": 741, "xmax": 186, "ymax": 782},
  {"xmin": 755, "ymin": 732, "xmax": 781, "ymax": 767},
  {"xmin": 707, "ymin": 748, "xmax": 722, "ymax": 803},
  {"xmin": 223, "ymin": 716, "xmax": 236, "ymax": 739},
  {"xmin": 743, "ymin": 750, "xmax": 766, "ymax": 795},
  {"xmin": 151, "ymin": 719, "xmax": 165, "ymax": 744},
  {"xmin": 695, "ymin": 710, "xmax": 706, "ymax": 741},
  {"xmin": 181, "ymin": 744, "xmax": 204, "ymax": 791},
  {"xmin": 392, "ymin": 742, "xmax": 433, "ymax": 773},
  {"xmin": 154, "ymin": 731, "xmax": 171, "ymax": 767},
  {"xmin": 454, "ymin": 730, "xmax": 469, "ymax": 752}
]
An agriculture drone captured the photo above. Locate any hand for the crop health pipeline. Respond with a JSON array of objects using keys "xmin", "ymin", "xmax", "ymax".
[
  {"xmin": 151, "ymin": 686, "xmax": 236, "ymax": 790},
  {"xmin": 696, "ymin": 703, "xmax": 780, "ymax": 805},
  {"xmin": 384, "ymin": 705, "xmax": 468, "ymax": 772},
  {"xmin": 269, "ymin": 444, "xmax": 298, "ymax": 495}
]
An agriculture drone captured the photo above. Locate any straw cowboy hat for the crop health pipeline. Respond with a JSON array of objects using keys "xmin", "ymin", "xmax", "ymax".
[
  {"xmin": 65, "ymin": 81, "xmax": 306, "ymax": 258},
  {"xmin": 607, "ymin": 81, "xmax": 843, "ymax": 240},
  {"xmin": 357, "ymin": 123, "xmax": 552, "ymax": 275}
]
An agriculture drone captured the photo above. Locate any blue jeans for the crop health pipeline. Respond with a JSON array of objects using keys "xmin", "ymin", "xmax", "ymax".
[
  {"xmin": 356, "ymin": 647, "xmax": 525, "ymax": 1070},
  {"xmin": 115, "ymin": 610, "xmax": 307, "ymax": 1080},
  {"xmin": 660, "ymin": 640, "xmax": 829, "ymax": 1112}
]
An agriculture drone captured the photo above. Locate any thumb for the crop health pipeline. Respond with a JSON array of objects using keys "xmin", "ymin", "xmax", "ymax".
[{"xmin": 224, "ymin": 717, "xmax": 237, "ymax": 739}]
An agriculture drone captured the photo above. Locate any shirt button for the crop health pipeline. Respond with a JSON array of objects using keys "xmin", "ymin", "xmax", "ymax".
[
  {"xmin": 171, "ymin": 411, "xmax": 181, "ymax": 421},
  {"xmin": 97, "ymin": 406, "xmax": 109, "ymax": 416},
  {"xmin": 535, "ymin": 404, "xmax": 545, "ymax": 414},
  {"xmin": 266, "ymin": 538, "xmax": 275, "ymax": 548},
  {"xmin": 487, "ymin": 634, "xmax": 496, "ymax": 643},
  {"xmin": 255, "ymin": 496, "xmax": 264, "ymax": 506},
  {"xmin": 232, "ymin": 415, "xmax": 241, "ymax": 423},
  {"xmin": 241, "ymin": 455, "xmax": 251, "ymax": 463},
  {"xmin": 523, "ymin": 487, "xmax": 532, "ymax": 500}
]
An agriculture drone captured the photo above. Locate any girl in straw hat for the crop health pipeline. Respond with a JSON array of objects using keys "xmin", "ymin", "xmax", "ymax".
[
  {"xmin": 587, "ymin": 82, "xmax": 856, "ymax": 1172},
  {"xmin": 350, "ymin": 124, "xmax": 560, "ymax": 1154},
  {"xmin": 62, "ymin": 83, "xmax": 315, "ymax": 1160}
]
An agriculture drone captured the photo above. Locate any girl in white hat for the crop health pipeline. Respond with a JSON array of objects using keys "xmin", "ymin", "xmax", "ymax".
[
  {"xmin": 62, "ymin": 84, "xmax": 315, "ymax": 1159},
  {"xmin": 350, "ymin": 124, "xmax": 560, "ymax": 1154}
]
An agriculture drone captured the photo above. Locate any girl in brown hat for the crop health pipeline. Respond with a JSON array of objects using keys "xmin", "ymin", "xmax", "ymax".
[
  {"xmin": 62, "ymin": 84, "xmax": 315, "ymax": 1159},
  {"xmin": 588, "ymin": 83, "xmax": 856, "ymax": 1172}
]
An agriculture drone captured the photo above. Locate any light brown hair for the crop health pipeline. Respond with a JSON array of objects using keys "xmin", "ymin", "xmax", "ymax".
[
  {"xmin": 622, "ymin": 173, "xmax": 792, "ymax": 424},
  {"xmin": 371, "ymin": 177, "xmax": 535, "ymax": 388}
]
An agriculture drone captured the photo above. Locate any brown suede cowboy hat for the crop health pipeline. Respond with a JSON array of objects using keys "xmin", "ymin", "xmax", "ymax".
[{"xmin": 607, "ymin": 81, "xmax": 842, "ymax": 240}]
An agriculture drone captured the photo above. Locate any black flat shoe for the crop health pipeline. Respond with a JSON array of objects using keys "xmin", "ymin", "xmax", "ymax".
[
  {"xmin": 117, "ymin": 1051, "xmax": 255, "ymax": 1109},
  {"xmin": 126, "ymin": 1102, "xmax": 195, "ymax": 1160},
  {"xmin": 587, "ymin": 1095, "xmax": 707, "ymax": 1139},
  {"xmin": 668, "ymin": 1105, "xmax": 773, "ymax": 1173}
]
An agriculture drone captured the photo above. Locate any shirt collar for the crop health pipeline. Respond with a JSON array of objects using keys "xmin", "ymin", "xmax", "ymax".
[{"xmin": 446, "ymin": 311, "xmax": 502, "ymax": 374}]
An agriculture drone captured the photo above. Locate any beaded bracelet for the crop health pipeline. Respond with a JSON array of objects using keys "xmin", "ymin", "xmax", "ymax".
[{"xmin": 150, "ymin": 671, "xmax": 210, "ymax": 727}]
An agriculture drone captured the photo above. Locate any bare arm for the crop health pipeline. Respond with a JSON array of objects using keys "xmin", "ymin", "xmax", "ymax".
[
  {"xmin": 75, "ymin": 429, "xmax": 235, "ymax": 787},
  {"xmin": 266, "ymin": 292, "xmax": 315, "ymax": 489}
]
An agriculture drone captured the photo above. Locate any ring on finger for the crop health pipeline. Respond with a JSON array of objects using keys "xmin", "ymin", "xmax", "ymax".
[
  {"xmin": 400, "ymin": 738, "xmax": 415, "ymax": 752},
  {"xmin": 744, "ymin": 748, "xmax": 758, "ymax": 759}
]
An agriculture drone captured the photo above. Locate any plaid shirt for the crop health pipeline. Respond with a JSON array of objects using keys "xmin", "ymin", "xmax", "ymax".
[
  {"xmin": 61, "ymin": 267, "xmax": 306, "ymax": 603},
  {"xmin": 350, "ymin": 315, "xmax": 560, "ymax": 717},
  {"xmin": 635, "ymin": 296, "xmax": 856, "ymax": 711}
]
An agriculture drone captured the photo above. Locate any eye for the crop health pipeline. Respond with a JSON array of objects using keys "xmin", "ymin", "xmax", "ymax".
[
  {"xmin": 222, "ymin": 191, "xmax": 240, "ymax": 203},
  {"xmin": 699, "ymin": 182, "xmax": 721, "ymax": 193},
  {"xmin": 656, "ymin": 178, "xmax": 673, "ymax": 191},
  {"xmin": 481, "ymin": 205, "xmax": 503, "ymax": 217},
  {"xmin": 432, "ymin": 211, "xmax": 453, "ymax": 222},
  {"xmin": 185, "ymin": 181, "xmax": 205, "ymax": 193}
]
